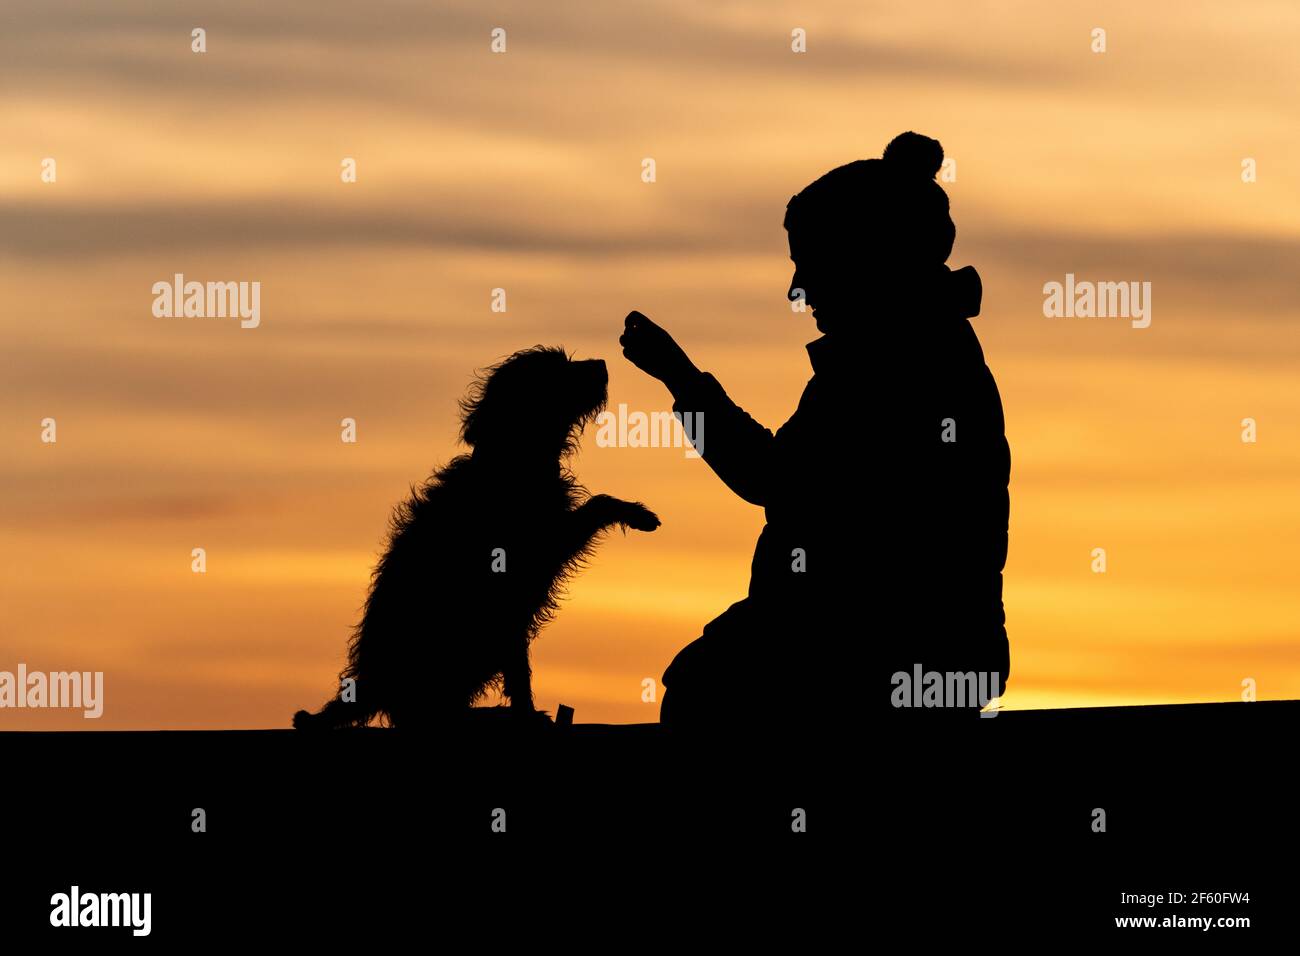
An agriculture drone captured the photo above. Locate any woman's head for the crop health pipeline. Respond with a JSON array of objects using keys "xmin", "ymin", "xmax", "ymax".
[{"xmin": 785, "ymin": 131, "xmax": 956, "ymax": 332}]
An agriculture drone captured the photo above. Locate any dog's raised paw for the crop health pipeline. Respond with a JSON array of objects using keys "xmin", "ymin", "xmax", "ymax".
[{"xmin": 624, "ymin": 503, "xmax": 661, "ymax": 531}]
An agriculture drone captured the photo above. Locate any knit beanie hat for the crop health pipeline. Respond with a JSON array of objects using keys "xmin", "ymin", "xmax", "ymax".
[{"xmin": 784, "ymin": 131, "xmax": 956, "ymax": 268}]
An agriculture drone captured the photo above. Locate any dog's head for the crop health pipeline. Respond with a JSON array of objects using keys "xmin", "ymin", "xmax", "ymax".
[{"xmin": 460, "ymin": 346, "xmax": 608, "ymax": 458}]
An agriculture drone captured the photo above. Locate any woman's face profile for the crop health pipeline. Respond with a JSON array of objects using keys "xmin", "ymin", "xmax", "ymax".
[{"xmin": 787, "ymin": 225, "xmax": 856, "ymax": 334}]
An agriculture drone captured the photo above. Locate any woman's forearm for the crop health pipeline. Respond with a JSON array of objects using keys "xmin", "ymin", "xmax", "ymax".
[
  {"xmin": 670, "ymin": 370, "xmax": 777, "ymax": 507},
  {"xmin": 662, "ymin": 361, "xmax": 705, "ymax": 403}
]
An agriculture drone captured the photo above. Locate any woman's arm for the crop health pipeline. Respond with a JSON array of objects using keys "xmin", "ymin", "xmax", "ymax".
[{"xmin": 620, "ymin": 311, "xmax": 777, "ymax": 506}]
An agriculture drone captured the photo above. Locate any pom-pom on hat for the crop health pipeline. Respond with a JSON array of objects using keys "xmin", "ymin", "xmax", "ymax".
[
  {"xmin": 785, "ymin": 131, "xmax": 956, "ymax": 268},
  {"xmin": 882, "ymin": 130, "xmax": 945, "ymax": 179}
]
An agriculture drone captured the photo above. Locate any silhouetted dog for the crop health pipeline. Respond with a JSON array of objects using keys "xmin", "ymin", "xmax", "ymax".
[{"xmin": 293, "ymin": 346, "xmax": 659, "ymax": 729}]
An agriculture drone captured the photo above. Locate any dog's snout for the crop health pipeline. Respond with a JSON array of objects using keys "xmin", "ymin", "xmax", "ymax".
[{"xmin": 582, "ymin": 358, "xmax": 608, "ymax": 384}]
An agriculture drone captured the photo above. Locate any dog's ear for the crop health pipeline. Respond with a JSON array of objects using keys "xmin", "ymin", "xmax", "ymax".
[
  {"xmin": 458, "ymin": 381, "xmax": 485, "ymax": 447},
  {"xmin": 458, "ymin": 358, "xmax": 504, "ymax": 447}
]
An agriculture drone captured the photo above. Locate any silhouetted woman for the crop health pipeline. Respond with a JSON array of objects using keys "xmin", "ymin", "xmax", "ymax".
[{"xmin": 621, "ymin": 132, "xmax": 1010, "ymax": 732}]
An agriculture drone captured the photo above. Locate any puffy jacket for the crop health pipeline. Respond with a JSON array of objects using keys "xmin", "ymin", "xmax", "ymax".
[{"xmin": 666, "ymin": 267, "xmax": 1010, "ymax": 710}]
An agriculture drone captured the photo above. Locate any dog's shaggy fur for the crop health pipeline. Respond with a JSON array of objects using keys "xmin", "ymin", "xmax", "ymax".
[{"xmin": 293, "ymin": 346, "xmax": 659, "ymax": 729}]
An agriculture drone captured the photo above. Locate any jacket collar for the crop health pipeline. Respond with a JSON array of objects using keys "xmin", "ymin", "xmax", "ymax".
[{"xmin": 805, "ymin": 264, "xmax": 983, "ymax": 375}]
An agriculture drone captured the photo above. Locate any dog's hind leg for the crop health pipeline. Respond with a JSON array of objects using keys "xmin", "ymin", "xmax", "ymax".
[
  {"xmin": 502, "ymin": 637, "xmax": 534, "ymax": 713},
  {"xmin": 293, "ymin": 695, "xmax": 373, "ymax": 730}
]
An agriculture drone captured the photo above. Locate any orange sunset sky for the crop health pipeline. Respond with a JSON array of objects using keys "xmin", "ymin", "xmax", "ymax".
[{"xmin": 2, "ymin": 1, "xmax": 1299, "ymax": 728}]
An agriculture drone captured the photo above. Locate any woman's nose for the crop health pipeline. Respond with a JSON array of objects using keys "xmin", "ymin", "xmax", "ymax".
[{"xmin": 788, "ymin": 270, "xmax": 807, "ymax": 307}]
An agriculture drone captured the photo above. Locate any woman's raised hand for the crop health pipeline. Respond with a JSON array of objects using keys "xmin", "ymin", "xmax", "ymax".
[{"xmin": 620, "ymin": 311, "xmax": 698, "ymax": 390}]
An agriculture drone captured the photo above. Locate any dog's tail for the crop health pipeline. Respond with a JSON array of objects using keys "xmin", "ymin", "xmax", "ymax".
[{"xmin": 292, "ymin": 697, "xmax": 373, "ymax": 730}]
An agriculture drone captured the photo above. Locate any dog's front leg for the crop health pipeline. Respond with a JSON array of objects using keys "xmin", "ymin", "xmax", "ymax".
[{"xmin": 565, "ymin": 496, "xmax": 660, "ymax": 560}]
